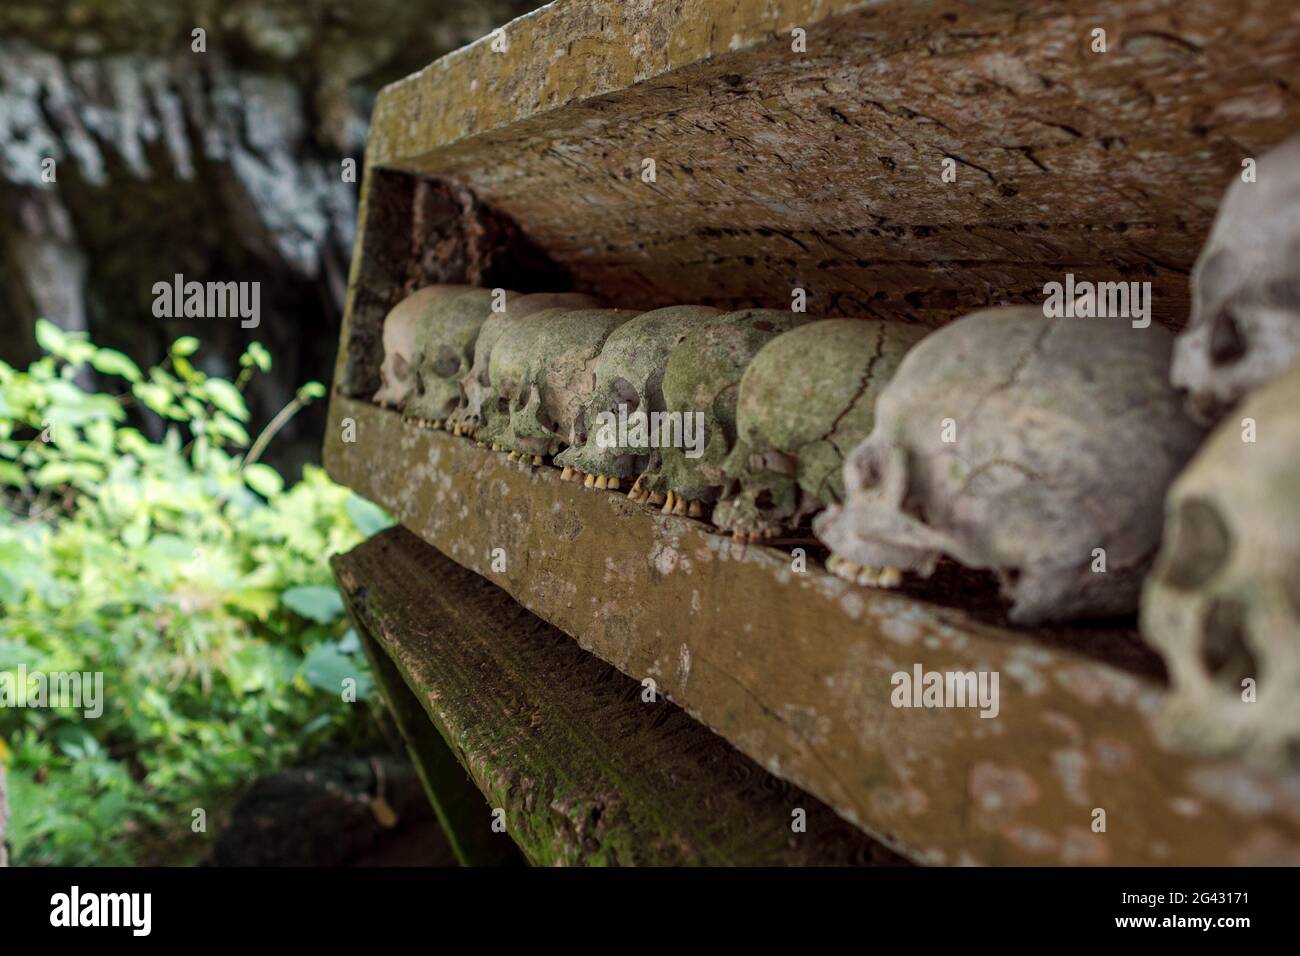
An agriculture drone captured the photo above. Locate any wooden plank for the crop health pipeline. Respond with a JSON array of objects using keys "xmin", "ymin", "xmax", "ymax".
[
  {"xmin": 359, "ymin": 0, "xmax": 1300, "ymax": 335},
  {"xmin": 333, "ymin": 525, "xmax": 903, "ymax": 866},
  {"xmin": 352, "ymin": 615, "xmax": 524, "ymax": 867},
  {"xmin": 324, "ymin": 396, "xmax": 1300, "ymax": 865}
]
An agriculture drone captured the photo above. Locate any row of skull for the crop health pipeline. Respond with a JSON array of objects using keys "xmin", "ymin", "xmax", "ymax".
[{"xmin": 371, "ymin": 135, "xmax": 1300, "ymax": 765}]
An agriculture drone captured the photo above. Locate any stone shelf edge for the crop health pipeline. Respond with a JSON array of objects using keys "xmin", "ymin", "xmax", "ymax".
[{"xmin": 324, "ymin": 393, "xmax": 1300, "ymax": 866}]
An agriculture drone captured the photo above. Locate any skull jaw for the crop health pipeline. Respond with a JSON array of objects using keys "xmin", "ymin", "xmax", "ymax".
[
  {"xmin": 813, "ymin": 504, "xmax": 943, "ymax": 577},
  {"xmin": 641, "ymin": 435, "xmax": 729, "ymax": 504},
  {"xmin": 712, "ymin": 476, "xmax": 799, "ymax": 537},
  {"xmin": 402, "ymin": 380, "xmax": 462, "ymax": 423},
  {"xmin": 554, "ymin": 442, "xmax": 645, "ymax": 479}
]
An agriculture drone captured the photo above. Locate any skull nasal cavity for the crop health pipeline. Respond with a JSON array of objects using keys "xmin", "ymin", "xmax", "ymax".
[
  {"xmin": 1161, "ymin": 497, "xmax": 1232, "ymax": 589},
  {"xmin": 1199, "ymin": 597, "xmax": 1258, "ymax": 690},
  {"xmin": 1209, "ymin": 311, "xmax": 1247, "ymax": 366}
]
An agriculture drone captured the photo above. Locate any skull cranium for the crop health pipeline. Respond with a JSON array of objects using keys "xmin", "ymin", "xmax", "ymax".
[
  {"xmin": 1172, "ymin": 134, "xmax": 1300, "ymax": 422},
  {"xmin": 372, "ymin": 285, "xmax": 464, "ymax": 409},
  {"xmin": 400, "ymin": 287, "xmax": 496, "ymax": 424},
  {"xmin": 634, "ymin": 309, "xmax": 811, "ymax": 516},
  {"xmin": 814, "ymin": 307, "xmax": 1205, "ymax": 624},
  {"xmin": 554, "ymin": 305, "xmax": 721, "ymax": 487},
  {"xmin": 492, "ymin": 308, "xmax": 640, "ymax": 458},
  {"xmin": 453, "ymin": 291, "xmax": 599, "ymax": 437},
  {"xmin": 713, "ymin": 318, "xmax": 927, "ymax": 540},
  {"xmin": 1141, "ymin": 357, "xmax": 1300, "ymax": 765}
]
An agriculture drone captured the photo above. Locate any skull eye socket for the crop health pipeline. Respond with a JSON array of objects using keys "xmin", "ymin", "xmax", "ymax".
[
  {"xmin": 608, "ymin": 377, "xmax": 639, "ymax": 415},
  {"xmin": 430, "ymin": 347, "xmax": 461, "ymax": 379},
  {"xmin": 1208, "ymin": 309, "xmax": 1247, "ymax": 366},
  {"xmin": 1159, "ymin": 497, "xmax": 1232, "ymax": 590}
]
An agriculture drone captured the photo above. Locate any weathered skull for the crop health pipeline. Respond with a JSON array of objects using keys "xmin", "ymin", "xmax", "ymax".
[
  {"xmin": 633, "ymin": 309, "xmax": 810, "ymax": 516},
  {"xmin": 400, "ymin": 288, "xmax": 496, "ymax": 425},
  {"xmin": 713, "ymin": 318, "xmax": 927, "ymax": 541},
  {"xmin": 1141, "ymin": 358, "xmax": 1300, "ymax": 765},
  {"xmin": 488, "ymin": 308, "xmax": 639, "ymax": 460},
  {"xmin": 453, "ymin": 291, "xmax": 598, "ymax": 437},
  {"xmin": 372, "ymin": 285, "xmax": 463, "ymax": 409},
  {"xmin": 1173, "ymin": 134, "xmax": 1300, "ymax": 421},
  {"xmin": 815, "ymin": 307, "xmax": 1205, "ymax": 624},
  {"xmin": 554, "ymin": 306, "xmax": 721, "ymax": 489}
]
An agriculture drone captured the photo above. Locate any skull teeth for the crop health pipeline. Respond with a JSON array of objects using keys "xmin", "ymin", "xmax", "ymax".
[{"xmin": 827, "ymin": 554, "xmax": 902, "ymax": 589}]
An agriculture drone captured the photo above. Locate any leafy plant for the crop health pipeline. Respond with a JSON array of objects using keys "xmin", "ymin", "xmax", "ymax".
[{"xmin": 0, "ymin": 322, "xmax": 393, "ymax": 865}]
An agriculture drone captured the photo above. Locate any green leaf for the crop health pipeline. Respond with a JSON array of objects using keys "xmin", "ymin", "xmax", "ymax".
[
  {"xmin": 0, "ymin": 461, "xmax": 26, "ymax": 487},
  {"xmin": 344, "ymin": 494, "xmax": 394, "ymax": 536},
  {"xmin": 240, "ymin": 342, "xmax": 272, "ymax": 372},
  {"xmin": 204, "ymin": 378, "xmax": 249, "ymax": 421},
  {"xmin": 209, "ymin": 414, "xmax": 251, "ymax": 447},
  {"xmin": 89, "ymin": 349, "xmax": 142, "ymax": 382},
  {"xmin": 298, "ymin": 381, "xmax": 326, "ymax": 400},
  {"xmin": 243, "ymin": 463, "xmax": 283, "ymax": 498},
  {"xmin": 282, "ymin": 585, "xmax": 345, "ymax": 624},
  {"xmin": 132, "ymin": 382, "xmax": 175, "ymax": 417},
  {"xmin": 34, "ymin": 319, "xmax": 67, "ymax": 355},
  {"xmin": 170, "ymin": 336, "xmax": 200, "ymax": 357},
  {"xmin": 303, "ymin": 643, "xmax": 369, "ymax": 698}
]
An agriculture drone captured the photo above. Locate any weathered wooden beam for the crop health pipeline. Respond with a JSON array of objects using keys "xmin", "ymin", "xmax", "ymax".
[
  {"xmin": 333, "ymin": 525, "xmax": 902, "ymax": 866},
  {"xmin": 324, "ymin": 396, "xmax": 1300, "ymax": 865},
  {"xmin": 359, "ymin": 0, "xmax": 1300, "ymax": 333},
  {"xmin": 350, "ymin": 610, "xmax": 524, "ymax": 867}
]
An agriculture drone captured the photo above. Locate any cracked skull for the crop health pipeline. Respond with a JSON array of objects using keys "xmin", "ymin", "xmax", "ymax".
[
  {"xmin": 1141, "ymin": 358, "xmax": 1300, "ymax": 765},
  {"xmin": 713, "ymin": 318, "xmax": 927, "ymax": 540},
  {"xmin": 554, "ymin": 305, "xmax": 721, "ymax": 484},
  {"xmin": 493, "ymin": 308, "xmax": 639, "ymax": 458},
  {"xmin": 815, "ymin": 307, "xmax": 1205, "ymax": 624},
  {"xmin": 635, "ymin": 309, "xmax": 810, "ymax": 515},
  {"xmin": 452, "ymin": 291, "xmax": 598, "ymax": 436},
  {"xmin": 1172, "ymin": 134, "xmax": 1300, "ymax": 421},
  {"xmin": 400, "ymin": 287, "xmax": 496, "ymax": 424},
  {"xmin": 372, "ymin": 285, "xmax": 463, "ymax": 409}
]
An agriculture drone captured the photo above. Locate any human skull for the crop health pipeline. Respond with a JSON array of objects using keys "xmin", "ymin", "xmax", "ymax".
[
  {"xmin": 1172, "ymin": 134, "xmax": 1300, "ymax": 422},
  {"xmin": 491, "ymin": 308, "xmax": 640, "ymax": 460},
  {"xmin": 372, "ymin": 285, "xmax": 463, "ymax": 409},
  {"xmin": 453, "ymin": 291, "xmax": 599, "ymax": 437},
  {"xmin": 633, "ymin": 309, "xmax": 811, "ymax": 517},
  {"xmin": 1141, "ymin": 358, "xmax": 1300, "ymax": 765},
  {"xmin": 400, "ymin": 288, "xmax": 496, "ymax": 425},
  {"xmin": 815, "ymin": 307, "xmax": 1205, "ymax": 624},
  {"xmin": 554, "ymin": 306, "xmax": 721, "ymax": 489},
  {"xmin": 713, "ymin": 319, "xmax": 927, "ymax": 541}
]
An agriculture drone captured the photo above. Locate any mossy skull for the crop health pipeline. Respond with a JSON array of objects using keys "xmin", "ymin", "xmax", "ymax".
[
  {"xmin": 453, "ymin": 291, "xmax": 598, "ymax": 437},
  {"xmin": 554, "ymin": 305, "xmax": 721, "ymax": 486},
  {"xmin": 492, "ymin": 308, "xmax": 640, "ymax": 458},
  {"xmin": 713, "ymin": 318, "xmax": 927, "ymax": 540},
  {"xmin": 815, "ymin": 307, "xmax": 1205, "ymax": 624},
  {"xmin": 635, "ymin": 309, "xmax": 810, "ymax": 515},
  {"xmin": 372, "ymin": 285, "xmax": 463, "ymax": 409},
  {"xmin": 400, "ymin": 287, "xmax": 496, "ymax": 424},
  {"xmin": 1172, "ymin": 135, "xmax": 1300, "ymax": 422},
  {"xmin": 1141, "ymin": 359, "xmax": 1300, "ymax": 765}
]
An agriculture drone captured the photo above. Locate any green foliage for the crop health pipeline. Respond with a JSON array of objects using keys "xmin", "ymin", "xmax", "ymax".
[{"xmin": 0, "ymin": 321, "xmax": 394, "ymax": 865}]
